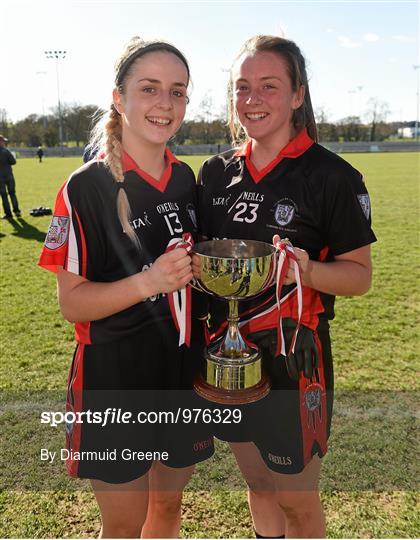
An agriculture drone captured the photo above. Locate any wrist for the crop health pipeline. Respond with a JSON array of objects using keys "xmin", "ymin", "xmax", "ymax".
[
  {"xmin": 136, "ymin": 268, "xmax": 158, "ymax": 300},
  {"xmin": 301, "ymin": 259, "xmax": 315, "ymax": 287}
]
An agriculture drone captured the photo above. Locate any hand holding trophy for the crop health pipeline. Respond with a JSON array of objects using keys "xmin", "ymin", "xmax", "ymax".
[{"xmin": 191, "ymin": 239, "xmax": 277, "ymax": 404}]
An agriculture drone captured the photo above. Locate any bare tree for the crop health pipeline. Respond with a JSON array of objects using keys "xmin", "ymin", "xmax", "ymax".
[
  {"xmin": 0, "ymin": 109, "xmax": 9, "ymax": 138},
  {"xmin": 63, "ymin": 104, "xmax": 98, "ymax": 146},
  {"xmin": 365, "ymin": 98, "xmax": 390, "ymax": 141}
]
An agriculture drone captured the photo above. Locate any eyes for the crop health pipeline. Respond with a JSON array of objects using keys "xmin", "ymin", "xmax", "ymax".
[
  {"xmin": 235, "ymin": 83, "xmax": 277, "ymax": 94},
  {"xmin": 141, "ymin": 86, "xmax": 188, "ymax": 100}
]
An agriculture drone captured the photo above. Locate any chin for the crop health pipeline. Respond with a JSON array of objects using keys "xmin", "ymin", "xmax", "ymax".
[{"xmin": 244, "ymin": 126, "xmax": 270, "ymax": 140}]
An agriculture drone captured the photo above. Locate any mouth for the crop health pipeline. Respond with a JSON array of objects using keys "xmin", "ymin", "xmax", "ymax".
[
  {"xmin": 146, "ymin": 116, "xmax": 172, "ymax": 126},
  {"xmin": 245, "ymin": 112, "xmax": 269, "ymax": 121}
]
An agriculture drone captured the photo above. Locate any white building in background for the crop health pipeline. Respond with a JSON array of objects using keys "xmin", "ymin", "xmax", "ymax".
[{"xmin": 397, "ymin": 126, "xmax": 420, "ymax": 138}]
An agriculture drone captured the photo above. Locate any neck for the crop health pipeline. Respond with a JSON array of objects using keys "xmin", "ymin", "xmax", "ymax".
[
  {"xmin": 250, "ymin": 127, "xmax": 297, "ymax": 168},
  {"xmin": 122, "ymin": 132, "xmax": 167, "ymax": 179}
]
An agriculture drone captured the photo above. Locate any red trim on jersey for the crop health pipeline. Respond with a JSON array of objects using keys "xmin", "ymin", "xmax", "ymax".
[
  {"xmin": 121, "ymin": 147, "xmax": 180, "ymax": 193},
  {"xmin": 299, "ymin": 334, "xmax": 328, "ymax": 467},
  {"xmin": 74, "ymin": 322, "xmax": 91, "ymax": 345},
  {"xmin": 240, "ymin": 286, "xmax": 324, "ymax": 336},
  {"xmin": 66, "ymin": 344, "xmax": 84, "ymax": 478},
  {"xmin": 72, "ymin": 209, "xmax": 92, "ymax": 344},
  {"xmin": 73, "ymin": 210, "xmax": 87, "ymax": 278},
  {"xmin": 233, "ymin": 129, "xmax": 314, "ymax": 184}
]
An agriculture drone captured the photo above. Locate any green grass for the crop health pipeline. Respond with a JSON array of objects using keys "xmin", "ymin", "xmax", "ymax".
[{"xmin": 0, "ymin": 153, "xmax": 419, "ymax": 538}]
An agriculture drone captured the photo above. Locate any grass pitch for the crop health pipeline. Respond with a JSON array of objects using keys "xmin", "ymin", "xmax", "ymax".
[{"xmin": 0, "ymin": 152, "xmax": 419, "ymax": 538}]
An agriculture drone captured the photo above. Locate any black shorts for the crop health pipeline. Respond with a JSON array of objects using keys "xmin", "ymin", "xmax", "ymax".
[
  {"xmin": 212, "ymin": 327, "xmax": 334, "ymax": 475},
  {"xmin": 66, "ymin": 319, "xmax": 214, "ymax": 484}
]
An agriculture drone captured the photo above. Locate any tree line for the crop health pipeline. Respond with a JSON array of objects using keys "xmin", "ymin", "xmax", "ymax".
[{"xmin": 0, "ymin": 97, "xmax": 414, "ymax": 147}]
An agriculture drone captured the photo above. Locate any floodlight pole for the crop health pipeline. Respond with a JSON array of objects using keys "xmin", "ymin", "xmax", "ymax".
[
  {"xmin": 36, "ymin": 71, "xmax": 47, "ymax": 129},
  {"xmin": 414, "ymin": 65, "xmax": 419, "ymax": 141},
  {"xmin": 44, "ymin": 50, "xmax": 67, "ymax": 155}
]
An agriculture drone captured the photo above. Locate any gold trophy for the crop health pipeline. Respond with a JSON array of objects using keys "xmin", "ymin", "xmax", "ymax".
[{"xmin": 191, "ymin": 239, "xmax": 277, "ymax": 404}]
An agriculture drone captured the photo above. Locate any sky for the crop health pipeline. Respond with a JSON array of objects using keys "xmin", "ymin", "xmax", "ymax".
[{"xmin": 2, "ymin": 0, "xmax": 419, "ymax": 124}]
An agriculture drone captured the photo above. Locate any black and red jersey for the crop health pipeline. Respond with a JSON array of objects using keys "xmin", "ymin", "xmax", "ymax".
[
  {"xmin": 39, "ymin": 148, "xmax": 199, "ymax": 345},
  {"xmin": 197, "ymin": 129, "xmax": 377, "ymax": 333}
]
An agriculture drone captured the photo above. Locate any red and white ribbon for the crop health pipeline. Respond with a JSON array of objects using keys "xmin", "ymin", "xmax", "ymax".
[
  {"xmin": 165, "ymin": 232, "xmax": 193, "ymax": 347},
  {"xmin": 274, "ymin": 238, "xmax": 303, "ymax": 356}
]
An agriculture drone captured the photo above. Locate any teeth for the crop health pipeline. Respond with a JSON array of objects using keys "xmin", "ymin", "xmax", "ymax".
[
  {"xmin": 245, "ymin": 113, "xmax": 268, "ymax": 120},
  {"xmin": 147, "ymin": 117, "xmax": 171, "ymax": 125}
]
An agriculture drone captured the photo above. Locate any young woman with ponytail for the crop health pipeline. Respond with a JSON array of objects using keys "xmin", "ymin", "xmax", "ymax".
[
  {"xmin": 39, "ymin": 37, "xmax": 213, "ymax": 538},
  {"xmin": 196, "ymin": 35, "xmax": 376, "ymax": 538}
]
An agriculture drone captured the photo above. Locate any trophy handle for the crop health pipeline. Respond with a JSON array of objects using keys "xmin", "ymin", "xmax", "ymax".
[{"xmin": 189, "ymin": 277, "xmax": 212, "ymax": 294}]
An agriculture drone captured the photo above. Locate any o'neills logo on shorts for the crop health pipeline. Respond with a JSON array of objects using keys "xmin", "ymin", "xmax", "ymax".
[
  {"xmin": 268, "ymin": 453, "xmax": 292, "ymax": 466},
  {"xmin": 193, "ymin": 438, "xmax": 212, "ymax": 452}
]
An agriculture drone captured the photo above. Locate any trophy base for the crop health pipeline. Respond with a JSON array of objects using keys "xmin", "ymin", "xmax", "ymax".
[{"xmin": 194, "ymin": 374, "xmax": 270, "ymax": 405}]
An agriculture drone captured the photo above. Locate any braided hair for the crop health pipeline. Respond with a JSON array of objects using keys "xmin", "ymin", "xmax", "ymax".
[{"xmin": 89, "ymin": 36, "xmax": 190, "ymax": 247}]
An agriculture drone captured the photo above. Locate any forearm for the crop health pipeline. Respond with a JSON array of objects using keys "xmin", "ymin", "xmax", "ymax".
[
  {"xmin": 302, "ymin": 259, "xmax": 372, "ymax": 296},
  {"xmin": 58, "ymin": 271, "xmax": 156, "ymax": 322}
]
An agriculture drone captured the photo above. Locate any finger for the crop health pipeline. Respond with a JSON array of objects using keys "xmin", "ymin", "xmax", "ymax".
[
  {"xmin": 272, "ymin": 234, "xmax": 281, "ymax": 246},
  {"xmin": 179, "ymin": 272, "xmax": 193, "ymax": 287},
  {"xmin": 173, "ymin": 256, "xmax": 192, "ymax": 271},
  {"xmin": 285, "ymin": 354, "xmax": 299, "ymax": 381},
  {"xmin": 303, "ymin": 348, "xmax": 313, "ymax": 379},
  {"xmin": 177, "ymin": 266, "xmax": 193, "ymax": 280},
  {"xmin": 296, "ymin": 351, "xmax": 304, "ymax": 373},
  {"xmin": 285, "ymin": 269, "xmax": 295, "ymax": 281},
  {"xmin": 313, "ymin": 343, "xmax": 319, "ymax": 368},
  {"xmin": 168, "ymin": 247, "xmax": 189, "ymax": 261}
]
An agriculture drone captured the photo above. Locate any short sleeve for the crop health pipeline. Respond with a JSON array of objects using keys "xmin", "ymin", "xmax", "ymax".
[
  {"xmin": 38, "ymin": 174, "xmax": 105, "ymax": 277},
  {"xmin": 38, "ymin": 181, "xmax": 74, "ymax": 273},
  {"xmin": 324, "ymin": 167, "xmax": 377, "ymax": 256}
]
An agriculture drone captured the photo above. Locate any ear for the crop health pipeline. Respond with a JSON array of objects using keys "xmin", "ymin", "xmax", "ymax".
[
  {"xmin": 292, "ymin": 85, "xmax": 305, "ymax": 110},
  {"xmin": 112, "ymin": 88, "xmax": 124, "ymax": 114}
]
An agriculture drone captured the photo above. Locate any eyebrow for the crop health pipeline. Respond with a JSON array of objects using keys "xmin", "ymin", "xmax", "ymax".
[
  {"xmin": 137, "ymin": 78, "xmax": 187, "ymax": 87},
  {"xmin": 235, "ymin": 76, "xmax": 282, "ymax": 83}
]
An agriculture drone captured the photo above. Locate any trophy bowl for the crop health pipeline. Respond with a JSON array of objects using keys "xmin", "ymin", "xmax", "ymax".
[{"xmin": 192, "ymin": 239, "xmax": 277, "ymax": 404}]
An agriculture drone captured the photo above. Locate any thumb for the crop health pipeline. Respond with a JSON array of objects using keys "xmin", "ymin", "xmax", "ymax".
[{"xmin": 272, "ymin": 234, "xmax": 281, "ymax": 246}]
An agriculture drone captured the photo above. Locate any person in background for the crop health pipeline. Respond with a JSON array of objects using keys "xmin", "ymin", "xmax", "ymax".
[
  {"xmin": 0, "ymin": 135, "xmax": 21, "ymax": 219},
  {"xmin": 37, "ymin": 146, "xmax": 44, "ymax": 162}
]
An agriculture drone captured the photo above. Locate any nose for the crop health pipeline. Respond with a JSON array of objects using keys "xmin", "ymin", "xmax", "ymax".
[
  {"xmin": 157, "ymin": 90, "xmax": 174, "ymax": 110},
  {"xmin": 246, "ymin": 90, "xmax": 262, "ymax": 105}
]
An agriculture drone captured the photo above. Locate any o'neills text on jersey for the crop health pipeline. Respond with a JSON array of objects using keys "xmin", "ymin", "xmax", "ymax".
[{"xmin": 156, "ymin": 202, "xmax": 179, "ymax": 214}]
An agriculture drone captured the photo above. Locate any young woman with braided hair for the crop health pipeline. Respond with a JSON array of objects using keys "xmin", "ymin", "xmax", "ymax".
[
  {"xmin": 39, "ymin": 37, "xmax": 213, "ymax": 538},
  {"xmin": 196, "ymin": 35, "xmax": 376, "ymax": 537}
]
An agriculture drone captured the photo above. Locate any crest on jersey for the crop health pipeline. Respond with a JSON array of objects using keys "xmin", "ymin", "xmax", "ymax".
[
  {"xmin": 45, "ymin": 216, "xmax": 70, "ymax": 250},
  {"xmin": 357, "ymin": 194, "xmax": 371, "ymax": 219},
  {"xmin": 274, "ymin": 199, "xmax": 296, "ymax": 226},
  {"xmin": 186, "ymin": 203, "xmax": 197, "ymax": 229},
  {"xmin": 304, "ymin": 385, "xmax": 322, "ymax": 412}
]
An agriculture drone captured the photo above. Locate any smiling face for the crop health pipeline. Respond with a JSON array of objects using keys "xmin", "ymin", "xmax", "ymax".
[
  {"xmin": 113, "ymin": 51, "xmax": 189, "ymax": 149},
  {"xmin": 232, "ymin": 51, "xmax": 304, "ymax": 147}
]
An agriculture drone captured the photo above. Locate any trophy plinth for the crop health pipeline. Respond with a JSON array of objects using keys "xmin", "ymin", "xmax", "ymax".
[{"xmin": 191, "ymin": 239, "xmax": 276, "ymax": 404}]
